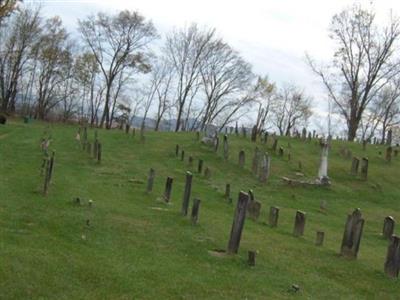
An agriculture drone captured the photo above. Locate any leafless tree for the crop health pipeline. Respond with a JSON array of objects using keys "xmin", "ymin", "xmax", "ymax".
[
  {"xmin": 165, "ymin": 24, "xmax": 215, "ymax": 131},
  {"xmin": 271, "ymin": 83, "xmax": 312, "ymax": 136},
  {"xmin": 253, "ymin": 76, "xmax": 276, "ymax": 133},
  {"xmin": 78, "ymin": 10, "xmax": 157, "ymax": 129},
  {"xmin": 153, "ymin": 60, "xmax": 173, "ymax": 131},
  {"xmin": 307, "ymin": 4, "xmax": 400, "ymax": 141}
]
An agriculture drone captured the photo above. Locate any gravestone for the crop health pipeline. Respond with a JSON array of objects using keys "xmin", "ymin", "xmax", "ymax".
[
  {"xmin": 316, "ymin": 231, "xmax": 325, "ymax": 246},
  {"xmin": 239, "ymin": 150, "xmax": 245, "ymax": 168},
  {"xmin": 318, "ymin": 142, "xmax": 330, "ymax": 184},
  {"xmin": 269, "ymin": 206, "xmax": 279, "ymax": 227},
  {"xmin": 181, "ymin": 172, "xmax": 193, "ymax": 216},
  {"xmin": 227, "ymin": 191, "xmax": 250, "ymax": 254},
  {"xmin": 252, "ymin": 147, "xmax": 260, "ymax": 175},
  {"xmin": 223, "ymin": 134, "xmax": 229, "ymax": 160},
  {"xmin": 198, "ymin": 159, "xmax": 204, "ymax": 173},
  {"xmin": 247, "ymin": 196, "xmax": 261, "ymax": 221},
  {"xmin": 175, "ymin": 144, "xmax": 179, "ymax": 157},
  {"xmin": 293, "ymin": 210, "xmax": 306, "ymax": 237},
  {"xmin": 191, "ymin": 198, "xmax": 201, "ymax": 225},
  {"xmin": 384, "ymin": 235, "xmax": 400, "ymax": 278},
  {"xmin": 163, "ymin": 177, "xmax": 173, "ymax": 203},
  {"xmin": 383, "ymin": 216, "xmax": 395, "ymax": 240},
  {"xmin": 146, "ymin": 168, "xmax": 155, "ymax": 193},
  {"xmin": 259, "ymin": 152, "xmax": 271, "ymax": 183},
  {"xmin": 361, "ymin": 157, "xmax": 368, "ymax": 180},
  {"xmin": 350, "ymin": 157, "xmax": 360, "ymax": 175},
  {"xmin": 340, "ymin": 208, "xmax": 364, "ymax": 258}
]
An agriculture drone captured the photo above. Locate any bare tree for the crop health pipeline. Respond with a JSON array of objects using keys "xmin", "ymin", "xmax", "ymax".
[
  {"xmin": 199, "ymin": 39, "xmax": 253, "ymax": 130},
  {"xmin": 307, "ymin": 5, "xmax": 400, "ymax": 141},
  {"xmin": 0, "ymin": 0, "xmax": 20, "ymax": 24},
  {"xmin": 165, "ymin": 24, "xmax": 215, "ymax": 131},
  {"xmin": 271, "ymin": 83, "xmax": 312, "ymax": 136},
  {"xmin": 153, "ymin": 60, "xmax": 173, "ymax": 131},
  {"xmin": 253, "ymin": 76, "xmax": 276, "ymax": 133},
  {"xmin": 78, "ymin": 10, "xmax": 157, "ymax": 129}
]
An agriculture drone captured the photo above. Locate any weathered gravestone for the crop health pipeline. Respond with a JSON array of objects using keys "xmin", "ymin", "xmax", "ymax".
[
  {"xmin": 223, "ymin": 135, "xmax": 229, "ymax": 160},
  {"xmin": 361, "ymin": 157, "xmax": 368, "ymax": 180},
  {"xmin": 269, "ymin": 206, "xmax": 279, "ymax": 227},
  {"xmin": 181, "ymin": 172, "xmax": 193, "ymax": 216},
  {"xmin": 340, "ymin": 208, "xmax": 364, "ymax": 258},
  {"xmin": 198, "ymin": 159, "xmax": 204, "ymax": 173},
  {"xmin": 227, "ymin": 191, "xmax": 250, "ymax": 254},
  {"xmin": 146, "ymin": 168, "xmax": 155, "ymax": 193},
  {"xmin": 239, "ymin": 150, "xmax": 245, "ymax": 168},
  {"xmin": 259, "ymin": 152, "xmax": 271, "ymax": 183},
  {"xmin": 247, "ymin": 190, "xmax": 261, "ymax": 221},
  {"xmin": 191, "ymin": 198, "xmax": 201, "ymax": 225},
  {"xmin": 383, "ymin": 216, "xmax": 395, "ymax": 240},
  {"xmin": 350, "ymin": 157, "xmax": 360, "ymax": 175},
  {"xmin": 252, "ymin": 147, "xmax": 260, "ymax": 175},
  {"xmin": 317, "ymin": 142, "xmax": 330, "ymax": 185},
  {"xmin": 315, "ymin": 231, "xmax": 325, "ymax": 246},
  {"xmin": 163, "ymin": 177, "xmax": 173, "ymax": 203},
  {"xmin": 293, "ymin": 210, "xmax": 306, "ymax": 237},
  {"xmin": 384, "ymin": 235, "xmax": 400, "ymax": 278}
]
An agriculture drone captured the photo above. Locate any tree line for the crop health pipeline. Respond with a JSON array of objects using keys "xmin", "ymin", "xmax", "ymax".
[{"xmin": 1, "ymin": 2, "xmax": 399, "ymax": 142}]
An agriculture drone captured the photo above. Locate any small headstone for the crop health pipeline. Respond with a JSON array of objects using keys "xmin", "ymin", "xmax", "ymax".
[
  {"xmin": 248, "ymin": 250, "xmax": 256, "ymax": 266},
  {"xmin": 269, "ymin": 206, "xmax": 279, "ymax": 227},
  {"xmin": 163, "ymin": 177, "xmax": 173, "ymax": 203},
  {"xmin": 293, "ymin": 210, "xmax": 306, "ymax": 237},
  {"xmin": 383, "ymin": 216, "xmax": 395, "ymax": 240},
  {"xmin": 340, "ymin": 208, "xmax": 364, "ymax": 258},
  {"xmin": 146, "ymin": 168, "xmax": 155, "ymax": 193},
  {"xmin": 315, "ymin": 231, "xmax": 325, "ymax": 246}
]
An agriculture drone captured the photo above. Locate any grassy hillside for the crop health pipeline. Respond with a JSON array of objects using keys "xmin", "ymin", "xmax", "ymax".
[{"xmin": 1, "ymin": 119, "xmax": 399, "ymax": 299}]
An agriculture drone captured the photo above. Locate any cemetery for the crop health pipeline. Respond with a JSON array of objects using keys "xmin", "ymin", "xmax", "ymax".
[{"xmin": 1, "ymin": 119, "xmax": 400, "ymax": 298}]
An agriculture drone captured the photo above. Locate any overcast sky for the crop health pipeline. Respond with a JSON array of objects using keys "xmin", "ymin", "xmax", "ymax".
[{"xmin": 25, "ymin": 0, "xmax": 400, "ymax": 131}]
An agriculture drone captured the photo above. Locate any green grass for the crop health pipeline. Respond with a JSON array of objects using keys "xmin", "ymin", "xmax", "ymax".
[{"xmin": 1, "ymin": 119, "xmax": 400, "ymax": 299}]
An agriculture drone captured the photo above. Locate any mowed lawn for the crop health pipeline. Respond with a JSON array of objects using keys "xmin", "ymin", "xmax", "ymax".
[{"xmin": 1, "ymin": 119, "xmax": 400, "ymax": 299}]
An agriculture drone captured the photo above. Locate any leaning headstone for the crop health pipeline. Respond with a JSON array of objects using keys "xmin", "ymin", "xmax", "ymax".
[
  {"xmin": 259, "ymin": 152, "xmax": 271, "ymax": 183},
  {"xmin": 293, "ymin": 210, "xmax": 306, "ymax": 237},
  {"xmin": 383, "ymin": 216, "xmax": 395, "ymax": 240},
  {"xmin": 191, "ymin": 198, "xmax": 201, "ymax": 225},
  {"xmin": 181, "ymin": 171, "xmax": 193, "ymax": 216},
  {"xmin": 315, "ymin": 231, "xmax": 325, "ymax": 246},
  {"xmin": 223, "ymin": 134, "xmax": 229, "ymax": 160},
  {"xmin": 163, "ymin": 177, "xmax": 173, "ymax": 203},
  {"xmin": 361, "ymin": 157, "xmax": 368, "ymax": 180},
  {"xmin": 384, "ymin": 235, "xmax": 400, "ymax": 278},
  {"xmin": 198, "ymin": 159, "xmax": 204, "ymax": 173},
  {"xmin": 269, "ymin": 206, "xmax": 279, "ymax": 227},
  {"xmin": 227, "ymin": 191, "xmax": 250, "ymax": 254},
  {"xmin": 146, "ymin": 168, "xmax": 155, "ymax": 193},
  {"xmin": 350, "ymin": 157, "xmax": 360, "ymax": 175},
  {"xmin": 340, "ymin": 208, "xmax": 364, "ymax": 258},
  {"xmin": 239, "ymin": 150, "xmax": 245, "ymax": 168}
]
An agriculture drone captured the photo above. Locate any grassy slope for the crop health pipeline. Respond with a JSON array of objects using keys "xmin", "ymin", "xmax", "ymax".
[{"xmin": 1, "ymin": 119, "xmax": 399, "ymax": 299}]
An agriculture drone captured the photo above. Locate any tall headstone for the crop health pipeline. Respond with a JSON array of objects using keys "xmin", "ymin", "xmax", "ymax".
[
  {"xmin": 384, "ymin": 235, "xmax": 400, "ymax": 278},
  {"xmin": 383, "ymin": 216, "xmax": 395, "ymax": 240},
  {"xmin": 163, "ymin": 177, "xmax": 173, "ymax": 203},
  {"xmin": 239, "ymin": 150, "xmax": 245, "ymax": 168},
  {"xmin": 318, "ymin": 142, "xmax": 330, "ymax": 184},
  {"xmin": 293, "ymin": 210, "xmax": 306, "ymax": 237},
  {"xmin": 227, "ymin": 191, "xmax": 250, "ymax": 254},
  {"xmin": 340, "ymin": 208, "xmax": 364, "ymax": 258},
  {"xmin": 181, "ymin": 171, "xmax": 193, "ymax": 216}
]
